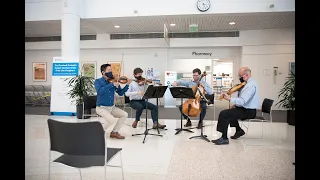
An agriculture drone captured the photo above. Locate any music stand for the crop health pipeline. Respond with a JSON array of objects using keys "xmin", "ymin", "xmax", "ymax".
[
  {"xmin": 169, "ymin": 87, "xmax": 195, "ymax": 135},
  {"xmin": 132, "ymin": 85, "xmax": 167, "ymax": 143},
  {"xmin": 188, "ymin": 93, "xmax": 211, "ymax": 142},
  {"xmin": 147, "ymin": 85, "xmax": 168, "ymax": 134}
]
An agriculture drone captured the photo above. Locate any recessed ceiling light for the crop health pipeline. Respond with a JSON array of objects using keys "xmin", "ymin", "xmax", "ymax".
[
  {"xmin": 114, "ymin": 25, "xmax": 120, "ymax": 28},
  {"xmin": 229, "ymin": 22, "xmax": 235, "ymax": 25},
  {"xmin": 213, "ymin": 58, "xmax": 219, "ymax": 61},
  {"xmin": 170, "ymin": 23, "xmax": 176, "ymax": 26}
]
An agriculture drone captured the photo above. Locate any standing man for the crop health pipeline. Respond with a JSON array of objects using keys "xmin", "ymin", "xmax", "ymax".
[
  {"xmin": 212, "ymin": 67, "xmax": 259, "ymax": 145},
  {"xmin": 95, "ymin": 64, "xmax": 132, "ymax": 139},
  {"xmin": 171, "ymin": 68, "xmax": 213, "ymax": 128},
  {"xmin": 125, "ymin": 67, "xmax": 166, "ymax": 129}
]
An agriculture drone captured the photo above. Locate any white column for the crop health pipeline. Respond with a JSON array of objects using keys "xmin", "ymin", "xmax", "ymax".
[{"xmin": 61, "ymin": 0, "xmax": 81, "ymax": 61}]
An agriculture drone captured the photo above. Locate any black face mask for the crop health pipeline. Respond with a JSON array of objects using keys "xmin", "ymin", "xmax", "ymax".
[
  {"xmin": 239, "ymin": 77, "xmax": 245, "ymax": 83},
  {"xmin": 105, "ymin": 72, "xmax": 113, "ymax": 78},
  {"xmin": 135, "ymin": 76, "xmax": 142, "ymax": 80}
]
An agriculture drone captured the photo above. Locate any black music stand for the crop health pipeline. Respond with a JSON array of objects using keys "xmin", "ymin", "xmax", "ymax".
[
  {"xmin": 147, "ymin": 85, "xmax": 168, "ymax": 134},
  {"xmin": 132, "ymin": 85, "xmax": 166, "ymax": 143},
  {"xmin": 169, "ymin": 87, "xmax": 195, "ymax": 135},
  {"xmin": 188, "ymin": 88, "xmax": 211, "ymax": 142}
]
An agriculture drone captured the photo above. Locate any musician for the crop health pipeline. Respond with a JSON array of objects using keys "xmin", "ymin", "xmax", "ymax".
[
  {"xmin": 94, "ymin": 64, "xmax": 132, "ymax": 139},
  {"xmin": 125, "ymin": 67, "xmax": 166, "ymax": 129},
  {"xmin": 172, "ymin": 68, "xmax": 213, "ymax": 128},
  {"xmin": 212, "ymin": 67, "xmax": 259, "ymax": 145}
]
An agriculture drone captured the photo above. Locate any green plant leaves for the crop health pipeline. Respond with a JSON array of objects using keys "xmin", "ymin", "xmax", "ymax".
[
  {"xmin": 275, "ymin": 71, "xmax": 295, "ymax": 110},
  {"xmin": 65, "ymin": 73, "xmax": 95, "ymax": 106}
]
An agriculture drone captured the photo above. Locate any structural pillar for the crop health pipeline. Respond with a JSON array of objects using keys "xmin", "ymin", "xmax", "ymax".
[{"xmin": 61, "ymin": 0, "xmax": 81, "ymax": 61}]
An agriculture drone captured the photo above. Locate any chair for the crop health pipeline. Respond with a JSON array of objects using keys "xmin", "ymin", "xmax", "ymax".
[
  {"xmin": 47, "ymin": 119, "xmax": 124, "ymax": 180},
  {"xmin": 240, "ymin": 98, "xmax": 274, "ymax": 145},
  {"xmin": 82, "ymin": 96, "xmax": 100, "ymax": 120}
]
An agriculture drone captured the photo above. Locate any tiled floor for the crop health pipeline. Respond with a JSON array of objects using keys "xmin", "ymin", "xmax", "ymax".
[{"xmin": 26, "ymin": 114, "xmax": 295, "ymax": 180}]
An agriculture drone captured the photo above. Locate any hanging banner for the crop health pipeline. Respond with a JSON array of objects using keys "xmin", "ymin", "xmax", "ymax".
[
  {"xmin": 164, "ymin": 71, "xmax": 177, "ymax": 108},
  {"xmin": 50, "ymin": 57, "xmax": 79, "ymax": 116}
]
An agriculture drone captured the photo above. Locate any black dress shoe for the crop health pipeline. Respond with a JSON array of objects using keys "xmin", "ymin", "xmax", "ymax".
[
  {"xmin": 196, "ymin": 121, "xmax": 204, "ymax": 129},
  {"xmin": 230, "ymin": 129, "xmax": 245, "ymax": 139},
  {"xmin": 214, "ymin": 138, "xmax": 229, "ymax": 145},
  {"xmin": 184, "ymin": 120, "xmax": 192, "ymax": 127},
  {"xmin": 211, "ymin": 137, "xmax": 223, "ymax": 143}
]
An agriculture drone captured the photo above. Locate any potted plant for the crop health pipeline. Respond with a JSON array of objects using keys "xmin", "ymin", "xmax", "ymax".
[
  {"xmin": 276, "ymin": 71, "xmax": 295, "ymax": 125},
  {"xmin": 66, "ymin": 68, "xmax": 95, "ymax": 119}
]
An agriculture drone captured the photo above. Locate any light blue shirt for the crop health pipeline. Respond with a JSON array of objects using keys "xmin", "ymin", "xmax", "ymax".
[
  {"xmin": 125, "ymin": 80, "xmax": 148, "ymax": 100},
  {"xmin": 230, "ymin": 77, "xmax": 259, "ymax": 109},
  {"xmin": 176, "ymin": 79, "xmax": 213, "ymax": 95}
]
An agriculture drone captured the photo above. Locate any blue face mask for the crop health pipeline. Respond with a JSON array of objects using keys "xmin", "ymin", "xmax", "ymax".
[{"xmin": 105, "ymin": 72, "xmax": 113, "ymax": 78}]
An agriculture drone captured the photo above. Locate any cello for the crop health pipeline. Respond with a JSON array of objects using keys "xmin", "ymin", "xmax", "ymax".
[{"xmin": 182, "ymin": 71, "xmax": 209, "ymax": 117}]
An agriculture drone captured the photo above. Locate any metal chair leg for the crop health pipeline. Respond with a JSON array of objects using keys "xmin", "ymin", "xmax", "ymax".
[
  {"xmin": 120, "ymin": 151, "xmax": 124, "ymax": 180},
  {"xmin": 79, "ymin": 169, "xmax": 82, "ymax": 180},
  {"xmin": 261, "ymin": 121, "xmax": 264, "ymax": 138},
  {"xmin": 104, "ymin": 165, "xmax": 107, "ymax": 180},
  {"xmin": 48, "ymin": 151, "xmax": 51, "ymax": 180}
]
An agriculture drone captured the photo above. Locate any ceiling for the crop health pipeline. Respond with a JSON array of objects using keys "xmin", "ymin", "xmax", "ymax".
[{"xmin": 25, "ymin": 11, "xmax": 295, "ymax": 37}]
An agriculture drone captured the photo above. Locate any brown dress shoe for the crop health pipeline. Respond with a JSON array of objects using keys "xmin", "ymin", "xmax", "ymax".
[
  {"xmin": 132, "ymin": 120, "xmax": 139, "ymax": 128},
  {"xmin": 110, "ymin": 132, "xmax": 125, "ymax": 139},
  {"xmin": 153, "ymin": 123, "xmax": 166, "ymax": 129}
]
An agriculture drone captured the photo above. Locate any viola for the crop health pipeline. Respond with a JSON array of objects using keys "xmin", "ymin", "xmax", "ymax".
[
  {"xmin": 219, "ymin": 81, "xmax": 246, "ymax": 100},
  {"xmin": 108, "ymin": 75, "xmax": 129, "ymax": 84},
  {"xmin": 182, "ymin": 71, "xmax": 208, "ymax": 117}
]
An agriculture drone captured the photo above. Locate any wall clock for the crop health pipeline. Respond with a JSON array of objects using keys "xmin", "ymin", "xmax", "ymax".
[{"xmin": 197, "ymin": 0, "xmax": 211, "ymax": 12}]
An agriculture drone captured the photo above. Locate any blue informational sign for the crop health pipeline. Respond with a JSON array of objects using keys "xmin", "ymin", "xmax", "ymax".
[{"xmin": 52, "ymin": 62, "xmax": 79, "ymax": 76}]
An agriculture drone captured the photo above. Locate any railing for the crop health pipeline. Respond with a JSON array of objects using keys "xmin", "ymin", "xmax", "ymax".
[{"xmin": 25, "ymin": 85, "xmax": 51, "ymax": 106}]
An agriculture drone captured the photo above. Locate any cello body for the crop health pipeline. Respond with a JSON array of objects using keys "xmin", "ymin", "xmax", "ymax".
[{"xmin": 181, "ymin": 72, "xmax": 207, "ymax": 117}]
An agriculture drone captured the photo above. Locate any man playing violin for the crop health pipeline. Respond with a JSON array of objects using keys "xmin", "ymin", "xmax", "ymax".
[
  {"xmin": 172, "ymin": 68, "xmax": 213, "ymax": 129},
  {"xmin": 212, "ymin": 67, "xmax": 259, "ymax": 145},
  {"xmin": 94, "ymin": 64, "xmax": 132, "ymax": 139},
  {"xmin": 125, "ymin": 67, "xmax": 166, "ymax": 129}
]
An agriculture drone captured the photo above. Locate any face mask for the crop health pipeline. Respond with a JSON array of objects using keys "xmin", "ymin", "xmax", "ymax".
[
  {"xmin": 239, "ymin": 76, "xmax": 244, "ymax": 83},
  {"xmin": 105, "ymin": 72, "xmax": 113, "ymax": 78},
  {"xmin": 135, "ymin": 76, "xmax": 142, "ymax": 80}
]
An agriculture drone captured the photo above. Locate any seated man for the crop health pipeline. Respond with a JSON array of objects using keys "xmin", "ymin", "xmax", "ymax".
[
  {"xmin": 94, "ymin": 64, "xmax": 132, "ymax": 139},
  {"xmin": 212, "ymin": 67, "xmax": 259, "ymax": 145},
  {"xmin": 125, "ymin": 67, "xmax": 166, "ymax": 129},
  {"xmin": 172, "ymin": 68, "xmax": 213, "ymax": 128}
]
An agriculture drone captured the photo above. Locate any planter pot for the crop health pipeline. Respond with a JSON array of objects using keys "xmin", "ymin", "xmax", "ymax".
[
  {"xmin": 76, "ymin": 104, "xmax": 91, "ymax": 119},
  {"xmin": 287, "ymin": 110, "xmax": 295, "ymax": 126}
]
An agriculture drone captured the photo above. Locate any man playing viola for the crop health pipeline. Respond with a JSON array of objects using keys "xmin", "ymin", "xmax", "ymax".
[
  {"xmin": 172, "ymin": 68, "xmax": 213, "ymax": 129},
  {"xmin": 125, "ymin": 67, "xmax": 166, "ymax": 129},
  {"xmin": 94, "ymin": 64, "xmax": 132, "ymax": 139},
  {"xmin": 212, "ymin": 67, "xmax": 259, "ymax": 145}
]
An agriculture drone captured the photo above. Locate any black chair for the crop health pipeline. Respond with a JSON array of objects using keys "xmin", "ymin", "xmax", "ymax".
[
  {"xmin": 82, "ymin": 96, "xmax": 100, "ymax": 120},
  {"xmin": 240, "ymin": 98, "xmax": 274, "ymax": 145},
  {"xmin": 47, "ymin": 119, "xmax": 124, "ymax": 180}
]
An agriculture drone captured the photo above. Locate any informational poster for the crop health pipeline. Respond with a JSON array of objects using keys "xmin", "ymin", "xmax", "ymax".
[
  {"xmin": 146, "ymin": 68, "xmax": 161, "ymax": 85},
  {"xmin": 50, "ymin": 57, "xmax": 79, "ymax": 116},
  {"xmin": 164, "ymin": 71, "xmax": 177, "ymax": 108}
]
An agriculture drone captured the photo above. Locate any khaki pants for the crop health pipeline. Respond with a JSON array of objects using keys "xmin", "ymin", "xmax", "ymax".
[{"xmin": 96, "ymin": 105, "xmax": 128, "ymax": 132}]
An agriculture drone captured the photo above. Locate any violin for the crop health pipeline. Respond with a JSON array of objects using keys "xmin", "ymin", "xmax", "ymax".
[
  {"xmin": 135, "ymin": 77, "xmax": 153, "ymax": 85},
  {"xmin": 108, "ymin": 75, "xmax": 129, "ymax": 84},
  {"xmin": 182, "ymin": 71, "xmax": 209, "ymax": 117},
  {"xmin": 219, "ymin": 81, "xmax": 246, "ymax": 100}
]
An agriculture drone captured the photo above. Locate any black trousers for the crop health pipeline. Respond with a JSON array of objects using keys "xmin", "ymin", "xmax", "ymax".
[
  {"xmin": 217, "ymin": 107, "xmax": 256, "ymax": 138},
  {"xmin": 178, "ymin": 100, "xmax": 207, "ymax": 122}
]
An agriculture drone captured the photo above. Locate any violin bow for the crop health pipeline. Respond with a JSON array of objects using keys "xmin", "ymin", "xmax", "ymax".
[{"xmin": 116, "ymin": 54, "xmax": 124, "ymax": 84}]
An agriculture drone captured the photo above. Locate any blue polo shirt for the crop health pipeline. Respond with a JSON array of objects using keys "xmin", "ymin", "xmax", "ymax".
[{"xmin": 94, "ymin": 77, "xmax": 129, "ymax": 106}]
